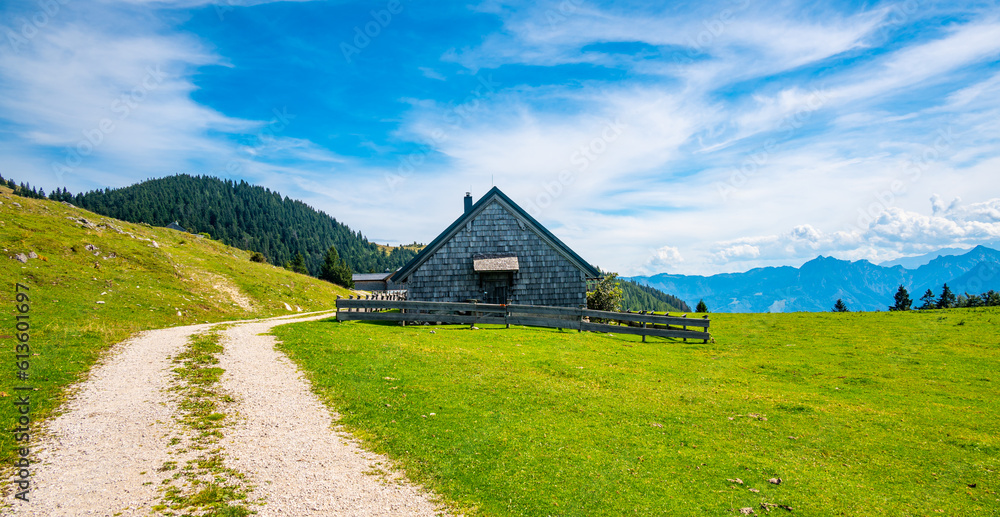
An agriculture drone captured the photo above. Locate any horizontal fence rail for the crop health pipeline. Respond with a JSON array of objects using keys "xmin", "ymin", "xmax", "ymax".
[{"xmin": 335, "ymin": 296, "xmax": 711, "ymax": 342}]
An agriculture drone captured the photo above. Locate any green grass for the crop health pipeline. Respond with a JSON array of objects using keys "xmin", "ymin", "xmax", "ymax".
[
  {"xmin": 272, "ymin": 309, "xmax": 1000, "ymax": 515},
  {"xmin": 0, "ymin": 187, "xmax": 351, "ymax": 470},
  {"xmin": 157, "ymin": 328, "xmax": 251, "ymax": 517}
]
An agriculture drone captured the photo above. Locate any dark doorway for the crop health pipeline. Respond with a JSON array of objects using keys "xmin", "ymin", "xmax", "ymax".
[{"xmin": 479, "ymin": 272, "xmax": 513, "ymax": 304}]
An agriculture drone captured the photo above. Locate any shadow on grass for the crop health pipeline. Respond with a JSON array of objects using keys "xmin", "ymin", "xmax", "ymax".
[{"xmin": 328, "ymin": 318, "xmax": 696, "ymax": 344}]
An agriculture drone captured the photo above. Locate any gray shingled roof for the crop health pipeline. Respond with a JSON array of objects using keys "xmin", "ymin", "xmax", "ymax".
[
  {"xmin": 391, "ymin": 187, "xmax": 601, "ymax": 282},
  {"xmin": 473, "ymin": 253, "xmax": 519, "ymax": 272}
]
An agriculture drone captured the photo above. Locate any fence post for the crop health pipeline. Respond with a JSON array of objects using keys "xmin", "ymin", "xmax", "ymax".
[
  {"xmin": 578, "ymin": 305, "xmax": 584, "ymax": 332},
  {"xmin": 682, "ymin": 314, "xmax": 688, "ymax": 342},
  {"xmin": 505, "ymin": 304, "xmax": 510, "ymax": 329},
  {"xmin": 703, "ymin": 314, "xmax": 709, "ymax": 343},
  {"xmin": 641, "ymin": 310, "xmax": 647, "ymax": 343}
]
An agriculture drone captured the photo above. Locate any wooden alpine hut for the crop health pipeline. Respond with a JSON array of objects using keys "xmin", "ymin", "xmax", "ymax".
[{"xmin": 390, "ymin": 187, "xmax": 601, "ymax": 306}]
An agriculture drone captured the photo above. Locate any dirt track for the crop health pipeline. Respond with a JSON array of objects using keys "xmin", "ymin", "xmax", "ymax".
[{"xmin": 3, "ymin": 312, "xmax": 445, "ymax": 516}]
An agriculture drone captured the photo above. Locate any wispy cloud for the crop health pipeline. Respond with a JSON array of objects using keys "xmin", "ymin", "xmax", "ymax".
[{"xmin": 2, "ymin": 0, "xmax": 998, "ymax": 277}]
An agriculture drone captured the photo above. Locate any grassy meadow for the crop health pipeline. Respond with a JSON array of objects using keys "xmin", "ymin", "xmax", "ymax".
[
  {"xmin": 273, "ymin": 309, "xmax": 1000, "ymax": 515},
  {"xmin": 0, "ymin": 187, "xmax": 351, "ymax": 468}
]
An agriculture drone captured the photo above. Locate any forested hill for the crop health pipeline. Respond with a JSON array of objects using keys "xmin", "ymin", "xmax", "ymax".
[
  {"xmin": 54, "ymin": 174, "xmax": 416, "ymax": 276},
  {"xmin": 620, "ymin": 279, "xmax": 691, "ymax": 312}
]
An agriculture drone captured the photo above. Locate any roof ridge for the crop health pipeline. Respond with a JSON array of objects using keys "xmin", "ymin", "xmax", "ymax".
[{"xmin": 390, "ymin": 188, "xmax": 600, "ymax": 282}]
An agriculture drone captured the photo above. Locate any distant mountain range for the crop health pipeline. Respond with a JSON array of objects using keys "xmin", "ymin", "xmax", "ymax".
[
  {"xmin": 877, "ymin": 247, "xmax": 970, "ymax": 269},
  {"xmin": 629, "ymin": 245, "xmax": 1000, "ymax": 313}
]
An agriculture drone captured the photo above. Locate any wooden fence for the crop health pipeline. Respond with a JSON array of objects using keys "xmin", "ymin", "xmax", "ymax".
[{"xmin": 335, "ymin": 296, "xmax": 710, "ymax": 342}]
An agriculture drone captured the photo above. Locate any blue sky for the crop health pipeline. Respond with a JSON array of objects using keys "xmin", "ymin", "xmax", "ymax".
[{"xmin": 2, "ymin": 0, "xmax": 999, "ymax": 276}]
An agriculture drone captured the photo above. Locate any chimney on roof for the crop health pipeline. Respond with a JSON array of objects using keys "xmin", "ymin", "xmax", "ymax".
[{"xmin": 464, "ymin": 192, "xmax": 473, "ymax": 214}]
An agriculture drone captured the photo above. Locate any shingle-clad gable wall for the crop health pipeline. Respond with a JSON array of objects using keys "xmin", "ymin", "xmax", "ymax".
[{"xmin": 405, "ymin": 200, "xmax": 587, "ymax": 307}]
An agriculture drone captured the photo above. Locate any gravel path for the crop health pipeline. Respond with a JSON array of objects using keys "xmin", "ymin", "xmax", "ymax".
[
  {"xmin": 4, "ymin": 312, "xmax": 447, "ymax": 516},
  {"xmin": 217, "ymin": 317, "xmax": 443, "ymax": 516},
  {"xmin": 2, "ymin": 323, "xmax": 214, "ymax": 516}
]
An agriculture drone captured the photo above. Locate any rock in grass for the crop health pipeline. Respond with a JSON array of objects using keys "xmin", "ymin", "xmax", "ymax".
[
  {"xmin": 14, "ymin": 253, "xmax": 27, "ymax": 263},
  {"xmin": 768, "ymin": 477, "xmax": 782, "ymax": 485}
]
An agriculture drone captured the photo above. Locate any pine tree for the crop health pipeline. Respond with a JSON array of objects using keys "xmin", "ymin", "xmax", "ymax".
[
  {"xmin": 617, "ymin": 279, "xmax": 690, "ymax": 312},
  {"xmin": 833, "ymin": 299, "xmax": 849, "ymax": 312},
  {"xmin": 286, "ymin": 252, "xmax": 309, "ymax": 275},
  {"xmin": 319, "ymin": 245, "xmax": 354, "ymax": 288},
  {"xmin": 937, "ymin": 283, "xmax": 956, "ymax": 309},
  {"xmin": 889, "ymin": 285, "xmax": 912, "ymax": 311},
  {"xmin": 695, "ymin": 299, "xmax": 708, "ymax": 313},
  {"xmin": 55, "ymin": 174, "xmax": 419, "ymax": 276},
  {"xmin": 918, "ymin": 289, "xmax": 936, "ymax": 310}
]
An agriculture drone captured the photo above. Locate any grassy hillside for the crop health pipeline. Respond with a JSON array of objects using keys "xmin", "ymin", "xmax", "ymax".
[
  {"xmin": 273, "ymin": 309, "xmax": 1000, "ymax": 515},
  {"xmin": 35, "ymin": 173, "xmax": 419, "ymax": 275},
  {"xmin": 0, "ymin": 186, "xmax": 352, "ymax": 468}
]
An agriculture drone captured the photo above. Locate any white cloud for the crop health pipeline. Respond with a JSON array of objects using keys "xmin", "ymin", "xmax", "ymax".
[
  {"xmin": 0, "ymin": 5, "xmax": 351, "ymax": 195},
  {"xmin": 654, "ymin": 245, "xmax": 683, "ymax": 263},
  {"xmin": 639, "ymin": 245, "xmax": 684, "ymax": 273},
  {"xmin": 825, "ymin": 20, "xmax": 1000, "ymax": 106},
  {"xmin": 2, "ymin": 0, "xmax": 998, "ymax": 280},
  {"xmin": 0, "ymin": 20, "xmax": 246, "ymax": 186},
  {"xmin": 711, "ymin": 243, "xmax": 762, "ymax": 263},
  {"xmin": 418, "ymin": 67, "xmax": 447, "ymax": 81},
  {"xmin": 705, "ymin": 197, "xmax": 1000, "ymax": 270}
]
